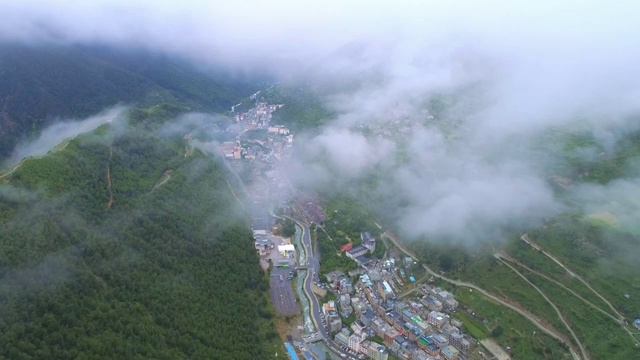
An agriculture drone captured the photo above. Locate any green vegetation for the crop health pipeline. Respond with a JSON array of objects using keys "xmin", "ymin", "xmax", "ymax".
[
  {"xmin": 452, "ymin": 312, "xmax": 487, "ymax": 340},
  {"xmin": 370, "ymin": 335, "xmax": 385, "ymax": 345},
  {"xmin": 281, "ymin": 219, "xmax": 296, "ymax": 238},
  {"xmin": 262, "ymin": 85, "xmax": 335, "ymax": 133},
  {"xmin": 529, "ymin": 273, "xmax": 639, "ymax": 359},
  {"xmin": 454, "ymin": 288, "xmax": 572, "ymax": 360},
  {"xmin": 542, "ymin": 127, "xmax": 640, "ymax": 185},
  {"xmin": 0, "ymin": 106, "xmax": 278, "ymax": 359},
  {"xmin": 316, "ymin": 197, "xmax": 383, "ymax": 276}
]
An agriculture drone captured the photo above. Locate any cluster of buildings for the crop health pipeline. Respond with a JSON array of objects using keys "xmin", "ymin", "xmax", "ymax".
[
  {"xmin": 325, "ymin": 264, "xmax": 472, "ymax": 360},
  {"xmin": 287, "ymin": 193, "xmax": 326, "ymax": 225},
  {"xmin": 234, "ymin": 102, "xmax": 283, "ymax": 128},
  {"xmin": 344, "ymin": 232, "xmax": 377, "ymax": 267},
  {"xmin": 222, "ymin": 101, "xmax": 292, "ymax": 161}
]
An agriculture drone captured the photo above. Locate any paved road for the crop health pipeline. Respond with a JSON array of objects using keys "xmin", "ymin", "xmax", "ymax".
[
  {"xmin": 270, "ymin": 268, "xmax": 299, "ymax": 315},
  {"xmin": 382, "ymin": 231, "xmax": 582, "ymax": 360}
]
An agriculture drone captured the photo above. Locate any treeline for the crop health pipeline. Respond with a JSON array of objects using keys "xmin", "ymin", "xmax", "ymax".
[{"xmin": 0, "ymin": 106, "xmax": 279, "ymax": 359}]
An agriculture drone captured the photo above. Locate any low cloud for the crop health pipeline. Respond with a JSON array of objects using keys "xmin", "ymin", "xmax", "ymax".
[
  {"xmin": 9, "ymin": 106, "xmax": 127, "ymax": 164},
  {"xmin": 2, "ymin": 0, "xmax": 640, "ymax": 246}
]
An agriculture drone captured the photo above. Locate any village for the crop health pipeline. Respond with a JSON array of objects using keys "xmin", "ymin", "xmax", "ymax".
[
  {"xmin": 322, "ymin": 245, "xmax": 474, "ymax": 360},
  {"xmin": 225, "ymin": 98, "xmax": 490, "ymax": 360}
]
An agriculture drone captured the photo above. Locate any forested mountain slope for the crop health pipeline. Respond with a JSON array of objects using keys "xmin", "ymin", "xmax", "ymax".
[
  {"xmin": 0, "ymin": 45, "xmax": 257, "ymax": 158},
  {"xmin": 0, "ymin": 107, "xmax": 279, "ymax": 359}
]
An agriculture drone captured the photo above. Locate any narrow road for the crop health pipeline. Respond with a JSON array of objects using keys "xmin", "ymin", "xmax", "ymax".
[
  {"xmin": 226, "ymin": 178, "xmax": 246, "ymax": 210},
  {"xmin": 0, "ymin": 161, "xmax": 25, "ymax": 180},
  {"xmin": 494, "ymin": 254, "xmax": 589, "ymax": 360},
  {"xmin": 496, "ymin": 253, "xmax": 620, "ymax": 323},
  {"xmin": 520, "ymin": 234, "xmax": 626, "ymax": 322},
  {"xmin": 382, "ymin": 231, "xmax": 581, "ymax": 360},
  {"xmin": 106, "ymin": 146, "xmax": 114, "ymax": 210}
]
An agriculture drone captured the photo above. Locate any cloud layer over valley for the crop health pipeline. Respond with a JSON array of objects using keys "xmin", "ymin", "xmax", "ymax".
[{"xmin": 3, "ymin": 0, "xmax": 640, "ymax": 244}]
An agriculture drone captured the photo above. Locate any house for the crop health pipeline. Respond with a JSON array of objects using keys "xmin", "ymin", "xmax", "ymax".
[
  {"xmin": 635, "ymin": 318, "xmax": 640, "ymax": 331},
  {"xmin": 422, "ymin": 295, "xmax": 443, "ymax": 311},
  {"xmin": 351, "ymin": 320, "xmax": 367, "ymax": 335},
  {"xmin": 335, "ymin": 332, "xmax": 349, "ymax": 347},
  {"xmin": 349, "ymin": 333, "xmax": 365, "ymax": 353},
  {"xmin": 360, "ymin": 309, "xmax": 376, "ymax": 326},
  {"xmin": 339, "ymin": 278, "xmax": 353, "ymax": 294},
  {"xmin": 346, "ymin": 245, "xmax": 369, "ymax": 259},
  {"xmin": 323, "ymin": 301, "xmax": 336, "ymax": 317},
  {"xmin": 449, "ymin": 333, "xmax": 470, "ymax": 353},
  {"xmin": 378, "ymin": 281, "xmax": 395, "ymax": 301},
  {"xmin": 384, "ymin": 328, "xmax": 401, "ymax": 345},
  {"xmin": 361, "ymin": 232, "xmax": 376, "ymax": 252},
  {"xmin": 325, "ymin": 270, "xmax": 345, "ymax": 283},
  {"xmin": 441, "ymin": 322, "xmax": 459, "ymax": 337},
  {"xmin": 355, "ymin": 255, "xmax": 373, "ymax": 267},
  {"xmin": 366, "ymin": 341, "xmax": 389, "ymax": 360},
  {"xmin": 427, "ymin": 311, "xmax": 446, "ymax": 328},
  {"xmin": 441, "ymin": 345, "xmax": 459, "ymax": 360},
  {"xmin": 340, "ymin": 242, "xmax": 353, "ymax": 253},
  {"xmin": 432, "ymin": 334, "xmax": 448, "ymax": 348},
  {"xmin": 329, "ymin": 317, "xmax": 342, "ymax": 334}
]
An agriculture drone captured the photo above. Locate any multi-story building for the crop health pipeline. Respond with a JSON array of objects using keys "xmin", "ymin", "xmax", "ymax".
[
  {"xmin": 432, "ymin": 334, "xmax": 449, "ymax": 348},
  {"xmin": 360, "ymin": 309, "xmax": 376, "ymax": 326},
  {"xmin": 449, "ymin": 333, "xmax": 471, "ymax": 353},
  {"xmin": 421, "ymin": 295, "xmax": 443, "ymax": 312},
  {"xmin": 361, "ymin": 232, "xmax": 376, "ymax": 252},
  {"xmin": 427, "ymin": 311, "xmax": 446, "ymax": 328},
  {"xmin": 377, "ymin": 281, "xmax": 395, "ymax": 301},
  {"xmin": 402, "ymin": 310, "xmax": 416, "ymax": 323},
  {"xmin": 351, "ymin": 320, "xmax": 367, "ymax": 335},
  {"xmin": 346, "ymin": 245, "xmax": 369, "ymax": 259},
  {"xmin": 348, "ymin": 333, "xmax": 365, "ymax": 353},
  {"xmin": 329, "ymin": 316, "xmax": 342, "ymax": 334},
  {"xmin": 323, "ymin": 300, "xmax": 336, "ymax": 317},
  {"xmin": 444, "ymin": 298, "xmax": 459, "ymax": 311},
  {"xmin": 366, "ymin": 341, "xmax": 389, "ymax": 360},
  {"xmin": 384, "ymin": 328, "xmax": 400, "ymax": 345},
  {"xmin": 441, "ymin": 323, "xmax": 459, "ymax": 337},
  {"xmin": 441, "ymin": 345, "xmax": 460, "ymax": 360},
  {"xmin": 334, "ymin": 332, "xmax": 349, "ymax": 347}
]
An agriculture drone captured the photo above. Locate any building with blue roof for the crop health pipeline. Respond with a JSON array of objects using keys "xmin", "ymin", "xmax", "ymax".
[{"xmin": 284, "ymin": 342, "xmax": 299, "ymax": 360}]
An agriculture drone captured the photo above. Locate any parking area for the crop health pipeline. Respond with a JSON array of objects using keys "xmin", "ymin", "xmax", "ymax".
[
  {"xmin": 270, "ymin": 267, "xmax": 299, "ymax": 315},
  {"xmin": 261, "ymin": 235, "xmax": 299, "ymax": 316}
]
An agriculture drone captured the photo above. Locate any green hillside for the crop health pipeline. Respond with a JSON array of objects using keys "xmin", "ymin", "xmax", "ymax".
[
  {"xmin": 0, "ymin": 45, "xmax": 257, "ymax": 158},
  {"xmin": 0, "ymin": 107, "xmax": 279, "ymax": 360}
]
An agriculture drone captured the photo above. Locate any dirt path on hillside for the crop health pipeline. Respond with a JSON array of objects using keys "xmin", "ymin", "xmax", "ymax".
[
  {"xmin": 497, "ymin": 253, "xmax": 619, "ymax": 322},
  {"xmin": 521, "ymin": 234, "xmax": 626, "ymax": 322},
  {"xmin": 106, "ymin": 146, "xmax": 114, "ymax": 210},
  {"xmin": 150, "ymin": 170, "xmax": 172, "ymax": 193},
  {"xmin": 0, "ymin": 162, "xmax": 24, "ymax": 180},
  {"xmin": 382, "ymin": 231, "xmax": 581, "ymax": 360},
  {"xmin": 226, "ymin": 178, "xmax": 246, "ymax": 210},
  {"xmin": 495, "ymin": 254, "xmax": 589, "ymax": 360}
]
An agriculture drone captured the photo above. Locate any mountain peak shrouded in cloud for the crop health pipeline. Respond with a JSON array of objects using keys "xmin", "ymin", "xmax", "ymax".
[{"xmin": 3, "ymin": 0, "xmax": 640, "ymax": 245}]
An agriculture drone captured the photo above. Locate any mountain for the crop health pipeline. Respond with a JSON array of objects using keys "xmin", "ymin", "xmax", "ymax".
[
  {"xmin": 0, "ymin": 106, "xmax": 279, "ymax": 360},
  {"xmin": 0, "ymin": 44, "xmax": 258, "ymax": 158}
]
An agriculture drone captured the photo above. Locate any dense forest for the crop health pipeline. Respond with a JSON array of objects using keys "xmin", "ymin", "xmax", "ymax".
[
  {"xmin": 0, "ymin": 106, "xmax": 279, "ymax": 359},
  {"xmin": 0, "ymin": 44, "xmax": 258, "ymax": 158}
]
